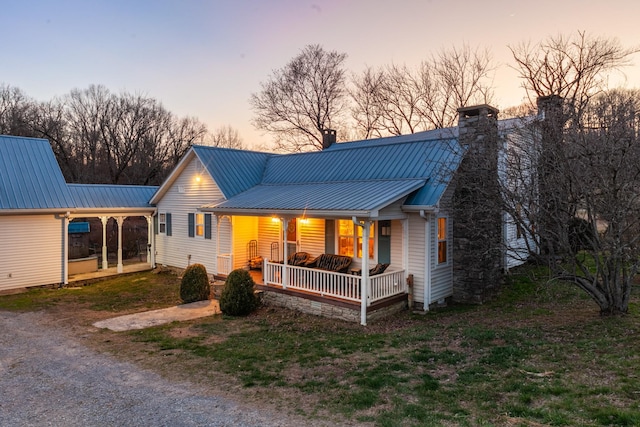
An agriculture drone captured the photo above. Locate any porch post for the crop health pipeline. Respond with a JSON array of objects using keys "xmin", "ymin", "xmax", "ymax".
[
  {"xmin": 100, "ymin": 216, "xmax": 109, "ymax": 270},
  {"xmin": 361, "ymin": 220, "xmax": 371, "ymax": 326},
  {"xmin": 145, "ymin": 215, "xmax": 155, "ymax": 268},
  {"xmin": 63, "ymin": 213, "xmax": 69, "ymax": 285},
  {"xmin": 282, "ymin": 217, "xmax": 289, "ymax": 289},
  {"xmin": 215, "ymin": 215, "xmax": 220, "ymax": 275},
  {"xmin": 116, "ymin": 216, "xmax": 126, "ymax": 273}
]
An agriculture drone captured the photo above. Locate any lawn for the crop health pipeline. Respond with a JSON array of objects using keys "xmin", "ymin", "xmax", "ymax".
[{"xmin": 1, "ymin": 266, "xmax": 639, "ymax": 426}]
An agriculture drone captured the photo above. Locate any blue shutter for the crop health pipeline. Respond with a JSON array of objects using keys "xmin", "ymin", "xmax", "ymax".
[
  {"xmin": 188, "ymin": 213, "xmax": 195, "ymax": 237},
  {"xmin": 204, "ymin": 214, "xmax": 212, "ymax": 239},
  {"xmin": 166, "ymin": 213, "xmax": 172, "ymax": 236}
]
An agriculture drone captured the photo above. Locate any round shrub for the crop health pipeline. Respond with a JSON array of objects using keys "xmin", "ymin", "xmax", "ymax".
[
  {"xmin": 180, "ymin": 263, "xmax": 211, "ymax": 303},
  {"xmin": 219, "ymin": 269, "xmax": 258, "ymax": 316}
]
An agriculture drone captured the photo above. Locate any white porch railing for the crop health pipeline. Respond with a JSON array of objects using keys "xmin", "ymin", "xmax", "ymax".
[
  {"xmin": 369, "ymin": 270, "xmax": 406, "ymax": 303},
  {"xmin": 263, "ymin": 260, "xmax": 406, "ymax": 304},
  {"xmin": 217, "ymin": 254, "xmax": 233, "ymax": 276}
]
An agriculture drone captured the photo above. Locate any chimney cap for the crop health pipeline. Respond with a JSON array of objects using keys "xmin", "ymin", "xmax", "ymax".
[{"xmin": 457, "ymin": 104, "xmax": 499, "ymax": 117}]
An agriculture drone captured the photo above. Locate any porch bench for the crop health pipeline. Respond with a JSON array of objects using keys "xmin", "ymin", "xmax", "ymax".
[{"xmin": 305, "ymin": 253, "xmax": 352, "ymax": 273}]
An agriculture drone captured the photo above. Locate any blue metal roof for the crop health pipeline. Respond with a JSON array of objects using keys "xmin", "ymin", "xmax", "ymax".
[
  {"xmin": 68, "ymin": 184, "xmax": 157, "ymax": 209},
  {"xmin": 0, "ymin": 135, "xmax": 76, "ymax": 210},
  {"xmin": 203, "ymin": 135, "xmax": 463, "ymax": 215},
  {"xmin": 204, "ymin": 179, "xmax": 426, "ymax": 216},
  {"xmin": 192, "ymin": 146, "xmax": 272, "ymax": 198},
  {"xmin": 262, "ymin": 138, "xmax": 462, "ymax": 185}
]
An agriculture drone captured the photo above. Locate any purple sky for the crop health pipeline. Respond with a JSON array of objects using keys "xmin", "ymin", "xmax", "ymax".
[{"xmin": 2, "ymin": 0, "xmax": 639, "ymax": 148}]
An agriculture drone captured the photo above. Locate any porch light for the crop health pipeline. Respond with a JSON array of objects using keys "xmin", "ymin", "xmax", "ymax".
[{"xmin": 195, "ymin": 175, "xmax": 201, "ymax": 183}]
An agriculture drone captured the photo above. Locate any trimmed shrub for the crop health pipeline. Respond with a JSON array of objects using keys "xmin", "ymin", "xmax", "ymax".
[
  {"xmin": 180, "ymin": 263, "xmax": 211, "ymax": 303},
  {"xmin": 219, "ymin": 269, "xmax": 258, "ymax": 316}
]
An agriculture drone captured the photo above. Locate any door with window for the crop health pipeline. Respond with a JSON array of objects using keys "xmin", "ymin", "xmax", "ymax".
[{"xmin": 286, "ymin": 219, "xmax": 298, "ymax": 256}]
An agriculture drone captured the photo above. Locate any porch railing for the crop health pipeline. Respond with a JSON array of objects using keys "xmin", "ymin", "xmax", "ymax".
[
  {"xmin": 217, "ymin": 254, "xmax": 233, "ymax": 276},
  {"xmin": 263, "ymin": 260, "xmax": 406, "ymax": 304}
]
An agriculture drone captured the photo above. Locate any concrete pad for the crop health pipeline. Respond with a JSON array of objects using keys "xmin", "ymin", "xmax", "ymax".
[{"xmin": 93, "ymin": 300, "xmax": 220, "ymax": 332}]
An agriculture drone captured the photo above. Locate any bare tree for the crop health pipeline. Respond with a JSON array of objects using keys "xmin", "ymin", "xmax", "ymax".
[
  {"xmin": 503, "ymin": 89, "xmax": 640, "ymax": 315},
  {"xmin": 0, "ymin": 84, "xmax": 33, "ymax": 136},
  {"xmin": 250, "ymin": 44, "xmax": 348, "ymax": 152},
  {"xmin": 207, "ymin": 124, "xmax": 245, "ymax": 149},
  {"xmin": 350, "ymin": 44, "xmax": 493, "ymax": 137},
  {"xmin": 509, "ymin": 31, "xmax": 639, "ymax": 121}
]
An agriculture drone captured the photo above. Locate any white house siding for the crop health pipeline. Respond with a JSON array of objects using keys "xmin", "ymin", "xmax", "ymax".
[
  {"xmin": 155, "ymin": 157, "xmax": 222, "ymax": 274},
  {"xmin": 503, "ymin": 213, "xmax": 534, "ymax": 270},
  {"xmin": 231, "ymin": 216, "xmax": 258, "ymax": 270},
  {"xmin": 258, "ymin": 217, "xmax": 281, "ymax": 262},
  {"xmin": 218, "ymin": 216, "xmax": 232, "ymax": 258},
  {"xmin": 0, "ymin": 215, "xmax": 64, "ymax": 291},
  {"xmin": 379, "ymin": 199, "xmax": 405, "ymax": 218},
  {"xmin": 430, "ymin": 187, "xmax": 454, "ymax": 303},
  {"xmin": 407, "ymin": 213, "xmax": 427, "ymax": 305},
  {"xmin": 389, "ymin": 219, "xmax": 404, "ymax": 271},
  {"xmin": 298, "ymin": 218, "xmax": 325, "ymax": 257}
]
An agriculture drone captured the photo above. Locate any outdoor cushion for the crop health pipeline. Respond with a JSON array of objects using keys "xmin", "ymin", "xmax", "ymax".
[
  {"xmin": 287, "ymin": 252, "xmax": 311, "ymax": 266},
  {"xmin": 306, "ymin": 254, "xmax": 352, "ymax": 273},
  {"xmin": 369, "ymin": 263, "xmax": 390, "ymax": 276}
]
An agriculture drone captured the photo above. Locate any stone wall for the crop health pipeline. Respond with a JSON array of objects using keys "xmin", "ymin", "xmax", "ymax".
[{"xmin": 261, "ymin": 289, "xmax": 407, "ymax": 323}]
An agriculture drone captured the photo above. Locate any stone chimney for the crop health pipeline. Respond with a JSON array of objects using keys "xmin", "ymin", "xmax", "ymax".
[
  {"xmin": 322, "ymin": 129, "xmax": 336, "ymax": 149},
  {"xmin": 452, "ymin": 104, "xmax": 503, "ymax": 304}
]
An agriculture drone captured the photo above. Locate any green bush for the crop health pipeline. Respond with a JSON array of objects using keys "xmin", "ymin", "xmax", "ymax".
[
  {"xmin": 219, "ymin": 269, "xmax": 258, "ymax": 316},
  {"xmin": 180, "ymin": 263, "xmax": 211, "ymax": 303}
]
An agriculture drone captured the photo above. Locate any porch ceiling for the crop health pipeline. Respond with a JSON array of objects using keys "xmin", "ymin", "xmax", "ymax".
[{"xmin": 200, "ymin": 178, "xmax": 426, "ymax": 218}]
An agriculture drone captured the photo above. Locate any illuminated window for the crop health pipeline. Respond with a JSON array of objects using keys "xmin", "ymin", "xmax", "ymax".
[
  {"xmin": 437, "ymin": 217, "xmax": 447, "ymax": 264},
  {"xmin": 338, "ymin": 219, "xmax": 354, "ymax": 257},
  {"xmin": 337, "ymin": 220, "xmax": 375, "ymax": 259},
  {"xmin": 159, "ymin": 213, "xmax": 166, "ymax": 234},
  {"xmin": 195, "ymin": 213, "xmax": 204, "ymax": 237}
]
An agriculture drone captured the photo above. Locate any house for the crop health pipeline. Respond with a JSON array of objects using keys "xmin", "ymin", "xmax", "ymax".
[
  {"xmin": 1, "ymin": 104, "xmax": 535, "ymax": 325},
  {"xmin": 150, "ymin": 105, "xmax": 535, "ymax": 324},
  {"xmin": 0, "ymin": 135, "xmax": 157, "ymax": 292}
]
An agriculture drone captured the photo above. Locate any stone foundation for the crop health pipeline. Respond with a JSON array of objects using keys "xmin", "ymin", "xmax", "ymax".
[{"xmin": 261, "ymin": 288, "xmax": 407, "ymax": 323}]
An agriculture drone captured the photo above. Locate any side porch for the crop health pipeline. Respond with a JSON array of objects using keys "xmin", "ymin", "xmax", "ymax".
[{"xmin": 258, "ymin": 260, "xmax": 408, "ymax": 323}]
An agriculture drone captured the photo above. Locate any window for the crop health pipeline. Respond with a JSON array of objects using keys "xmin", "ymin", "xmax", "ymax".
[
  {"xmin": 338, "ymin": 219, "xmax": 354, "ymax": 257},
  {"xmin": 437, "ymin": 217, "xmax": 447, "ymax": 264},
  {"xmin": 337, "ymin": 219, "xmax": 375, "ymax": 259},
  {"xmin": 159, "ymin": 213, "xmax": 166, "ymax": 234},
  {"xmin": 195, "ymin": 213, "xmax": 204, "ymax": 237}
]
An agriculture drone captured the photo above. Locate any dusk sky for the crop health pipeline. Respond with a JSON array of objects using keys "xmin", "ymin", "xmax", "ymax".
[{"xmin": 2, "ymin": 0, "xmax": 639, "ymax": 148}]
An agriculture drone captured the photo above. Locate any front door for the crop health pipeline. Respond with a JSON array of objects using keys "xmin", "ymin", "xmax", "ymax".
[{"xmin": 286, "ymin": 219, "xmax": 298, "ymax": 255}]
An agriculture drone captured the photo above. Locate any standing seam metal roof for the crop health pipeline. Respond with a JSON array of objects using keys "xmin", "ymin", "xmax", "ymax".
[
  {"xmin": 192, "ymin": 146, "xmax": 272, "ymax": 198},
  {"xmin": 0, "ymin": 135, "xmax": 76, "ymax": 210},
  {"xmin": 68, "ymin": 184, "xmax": 158, "ymax": 209}
]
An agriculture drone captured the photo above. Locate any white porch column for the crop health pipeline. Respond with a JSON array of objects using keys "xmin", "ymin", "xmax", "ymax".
[
  {"xmin": 353, "ymin": 217, "xmax": 371, "ymax": 326},
  {"xmin": 215, "ymin": 215, "xmax": 221, "ymax": 275},
  {"xmin": 63, "ymin": 213, "xmax": 69, "ymax": 285},
  {"xmin": 100, "ymin": 216, "xmax": 109, "ymax": 270},
  {"xmin": 116, "ymin": 216, "xmax": 126, "ymax": 273},
  {"xmin": 145, "ymin": 215, "xmax": 155, "ymax": 268},
  {"xmin": 361, "ymin": 220, "xmax": 371, "ymax": 326},
  {"xmin": 282, "ymin": 217, "xmax": 289, "ymax": 289}
]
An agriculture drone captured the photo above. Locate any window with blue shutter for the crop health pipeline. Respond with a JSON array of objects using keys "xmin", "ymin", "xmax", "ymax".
[
  {"xmin": 204, "ymin": 214, "xmax": 212, "ymax": 239},
  {"xmin": 166, "ymin": 213, "xmax": 172, "ymax": 236},
  {"xmin": 188, "ymin": 213, "xmax": 195, "ymax": 237}
]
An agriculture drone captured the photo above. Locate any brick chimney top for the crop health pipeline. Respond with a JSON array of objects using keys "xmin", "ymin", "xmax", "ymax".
[{"xmin": 322, "ymin": 129, "xmax": 337, "ymax": 149}]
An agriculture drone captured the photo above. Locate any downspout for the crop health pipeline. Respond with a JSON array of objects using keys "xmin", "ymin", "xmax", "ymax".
[
  {"xmin": 352, "ymin": 216, "xmax": 370, "ymax": 326},
  {"xmin": 420, "ymin": 208, "xmax": 438, "ymax": 312}
]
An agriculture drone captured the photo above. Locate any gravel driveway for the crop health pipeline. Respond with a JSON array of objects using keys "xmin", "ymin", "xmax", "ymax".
[{"xmin": 0, "ymin": 310, "xmax": 310, "ymax": 427}]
